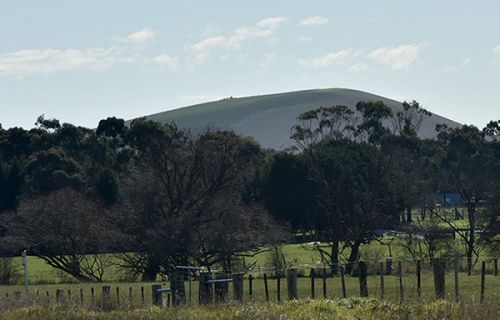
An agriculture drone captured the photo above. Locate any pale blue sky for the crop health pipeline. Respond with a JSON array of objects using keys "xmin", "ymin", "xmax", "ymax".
[{"xmin": 1, "ymin": 0, "xmax": 499, "ymax": 129}]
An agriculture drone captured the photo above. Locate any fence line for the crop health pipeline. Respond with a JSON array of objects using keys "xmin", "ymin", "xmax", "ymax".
[{"xmin": 1, "ymin": 257, "xmax": 498, "ymax": 309}]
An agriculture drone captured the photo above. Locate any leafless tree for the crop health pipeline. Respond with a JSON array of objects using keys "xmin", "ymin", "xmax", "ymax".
[
  {"xmin": 1, "ymin": 188, "xmax": 114, "ymax": 282},
  {"xmin": 114, "ymin": 126, "xmax": 286, "ymax": 280}
]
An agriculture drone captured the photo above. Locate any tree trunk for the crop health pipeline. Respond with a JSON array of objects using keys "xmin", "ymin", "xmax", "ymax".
[
  {"xmin": 466, "ymin": 205, "xmax": 476, "ymax": 276},
  {"xmin": 406, "ymin": 207, "xmax": 412, "ymax": 223},
  {"xmin": 331, "ymin": 240, "xmax": 339, "ymax": 276},
  {"xmin": 345, "ymin": 239, "xmax": 362, "ymax": 275},
  {"xmin": 142, "ymin": 258, "xmax": 160, "ymax": 281}
]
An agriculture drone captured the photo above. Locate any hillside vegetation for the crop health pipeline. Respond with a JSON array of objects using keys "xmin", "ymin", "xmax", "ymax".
[{"xmin": 142, "ymin": 88, "xmax": 462, "ymax": 149}]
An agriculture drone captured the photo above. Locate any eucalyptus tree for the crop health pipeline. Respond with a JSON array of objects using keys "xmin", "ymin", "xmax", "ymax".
[
  {"xmin": 290, "ymin": 103, "xmax": 402, "ymax": 274},
  {"xmin": 432, "ymin": 124, "xmax": 499, "ymax": 274}
]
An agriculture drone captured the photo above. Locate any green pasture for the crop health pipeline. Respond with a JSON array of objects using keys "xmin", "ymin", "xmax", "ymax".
[{"xmin": 2, "ymin": 234, "xmax": 497, "ymax": 285}]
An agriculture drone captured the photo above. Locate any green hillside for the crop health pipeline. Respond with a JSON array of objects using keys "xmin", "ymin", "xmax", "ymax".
[{"xmin": 141, "ymin": 88, "xmax": 461, "ymax": 149}]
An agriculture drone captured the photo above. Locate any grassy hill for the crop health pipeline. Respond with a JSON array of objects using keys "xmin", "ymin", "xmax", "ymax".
[{"xmin": 141, "ymin": 88, "xmax": 461, "ymax": 149}]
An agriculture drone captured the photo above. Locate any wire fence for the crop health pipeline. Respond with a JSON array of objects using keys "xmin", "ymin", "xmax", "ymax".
[{"xmin": 1, "ymin": 257, "xmax": 500, "ymax": 310}]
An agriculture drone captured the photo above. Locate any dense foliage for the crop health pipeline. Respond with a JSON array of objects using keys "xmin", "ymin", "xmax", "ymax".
[{"xmin": 0, "ymin": 104, "xmax": 499, "ymax": 281}]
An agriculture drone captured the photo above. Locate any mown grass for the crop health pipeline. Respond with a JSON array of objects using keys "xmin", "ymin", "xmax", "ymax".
[{"xmin": 0, "ymin": 298, "xmax": 499, "ymax": 320}]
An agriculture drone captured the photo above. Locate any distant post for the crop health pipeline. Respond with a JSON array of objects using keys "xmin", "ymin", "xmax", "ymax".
[
  {"xmin": 340, "ymin": 265, "xmax": 347, "ymax": 298},
  {"xmin": 379, "ymin": 262, "xmax": 385, "ymax": 299},
  {"xmin": 152, "ymin": 284, "xmax": 162, "ymax": 306},
  {"xmin": 286, "ymin": 269, "xmax": 298, "ymax": 300},
  {"xmin": 21, "ymin": 250, "xmax": 29, "ymax": 294},
  {"xmin": 359, "ymin": 261, "xmax": 368, "ymax": 297},
  {"xmin": 416, "ymin": 260, "xmax": 421, "ymax": 298},
  {"xmin": 199, "ymin": 272, "xmax": 212, "ymax": 305},
  {"xmin": 102, "ymin": 285, "xmax": 111, "ymax": 309},
  {"xmin": 232, "ymin": 274, "xmax": 244, "ymax": 303},
  {"xmin": 481, "ymin": 261, "xmax": 486, "ymax": 303},
  {"xmin": 433, "ymin": 258, "xmax": 446, "ymax": 299}
]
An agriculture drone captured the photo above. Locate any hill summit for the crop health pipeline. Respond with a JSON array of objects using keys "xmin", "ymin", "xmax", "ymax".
[{"xmin": 141, "ymin": 88, "xmax": 461, "ymax": 149}]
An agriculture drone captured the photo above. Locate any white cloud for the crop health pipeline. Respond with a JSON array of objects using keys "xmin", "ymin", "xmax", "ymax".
[
  {"xmin": 443, "ymin": 57, "xmax": 470, "ymax": 72},
  {"xmin": 202, "ymin": 24, "xmax": 221, "ymax": 37},
  {"xmin": 298, "ymin": 49, "xmax": 352, "ymax": 68},
  {"xmin": 297, "ymin": 36, "xmax": 311, "ymax": 43},
  {"xmin": 349, "ymin": 62, "xmax": 368, "ymax": 73},
  {"xmin": 259, "ymin": 53, "xmax": 277, "ymax": 67},
  {"xmin": 190, "ymin": 17, "xmax": 287, "ymax": 53},
  {"xmin": 299, "ymin": 16, "xmax": 329, "ymax": 27},
  {"xmin": 367, "ymin": 43, "xmax": 427, "ymax": 70},
  {"xmin": 153, "ymin": 54, "xmax": 178, "ymax": 70},
  {"xmin": 191, "ymin": 36, "xmax": 227, "ymax": 51},
  {"xmin": 0, "ymin": 47, "xmax": 127, "ymax": 76},
  {"xmin": 494, "ymin": 45, "xmax": 500, "ymax": 55},
  {"xmin": 115, "ymin": 28, "xmax": 155, "ymax": 45},
  {"xmin": 492, "ymin": 45, "xmax": 500, "ymax": 63}
]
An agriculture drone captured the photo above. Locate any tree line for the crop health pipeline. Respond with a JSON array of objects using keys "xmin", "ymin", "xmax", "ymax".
[{"xmin": 0, "ymin": 101, "xmax": 499, "ymax": 281}]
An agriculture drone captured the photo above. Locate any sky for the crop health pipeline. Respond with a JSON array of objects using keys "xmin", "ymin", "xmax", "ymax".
[{"xmin": 1, "ymin": 0, "xmax": 499, "ymax": 129}]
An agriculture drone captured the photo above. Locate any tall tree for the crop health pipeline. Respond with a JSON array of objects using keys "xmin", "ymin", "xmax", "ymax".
[
  {"xmin": 114, "ymin": 126, "xmax": 281, "ymax": 279},
  {"xmin": 432, "ymin": 124, "xmax": 498, "ymax": 274}
]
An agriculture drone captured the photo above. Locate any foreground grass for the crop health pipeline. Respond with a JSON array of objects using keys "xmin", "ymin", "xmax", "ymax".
[{"xmin": 1, "ymin": 298, "xmax": 499, "ymax": 320}]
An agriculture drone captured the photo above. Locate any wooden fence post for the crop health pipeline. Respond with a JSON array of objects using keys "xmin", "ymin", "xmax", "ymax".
[
  {"xmin": 140, "ymin": 286, "xmax": 145, "ymax": 305},
  {"xmin": 310, "ymin": 269, "xmax": 315, "ymax": 299},
  {"xmin": 79, "ymin": 288, "xmax": 84, "ymax": 305},
  {"xmin": 199, "ymin": 272, "xmax": 212, "ymax": 305},
  {"xmin": 277, "ymin": 275, "xmax": 281, "ymax": 302},
  {"xmin": 322, "ymin": 269, "xmax": 327, "ymax": 298},
  {"xmin": 386, "ymin": 257, "xmax": 393, "ymax": 275},
  {"xmin": 116, "ymin": 287, "xmax": 120, "ymax": 305},
  {"xmin": 481, "ymin": 261, "xmax": 486, "ymax": 303},
  {"xmin": 263, "ymin": 273, "xmax": 269, "ymax": 302},
  {"xmin": 91, "ymin": 287, "xmax": 95, "ymax": 305},
  {"xmin": 56, "ymin": 289, "xmax": 64, "ymax": 303},
  {"xmin": 398, "ymin": 261, "xmax": 403, "ymax": 303},
  {"xmin": 102, "ymin": 285, "xmax": 111, "ymax": 309},
  {"xmin": 129, "ymin": 287, "xmax": 133, "ymax": 305},
  {"xmin": 454, "ymin": 258, "xmax": 459, "ymax": 303},
  {"xmin": 188, "ymin": 274, "xmax": 192, "ymax": 304},
  {"xmin": 248, "ymin": 274, "xmax": 253, "ymax": 298},
  {"xmin": 340, "ymin": 265, "xmax": 347, "ymax": 298},
  {"xmin": 286, "ymin": 269, "xmax": 298, "ymax": 300},
  {"xmin": 494, "ymin": 258, "xmax": 498, "ymax": 276},
  {"xmin": 359, "ymin": 261, "xmax": 368, "ymax": 297},
  {"xmin": 433, "ymin": 258, "xmax": 446, "ymax": 299},
  {"xmin": 214, "ymin": 276, "xmax": 229, "ymax": 304},
  {"xmin": 416, "ymin": 260, "xmax": 421, "ymax": 298},
  {"xmin": 172, "ymin": 272, "xmax": 186, "ymax": 306},
  {"xmin": 379, "ymin": 262, "xmax": 384, "ymax": 299},
  {"xmin": 152, "ymin": 284, "xmax": 162, "ymax": 306},
  {"xmin": 233, "ymin": 274, "xmax": 244, "ymax": 303}
]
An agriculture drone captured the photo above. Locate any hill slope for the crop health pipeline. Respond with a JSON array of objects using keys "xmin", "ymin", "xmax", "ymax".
[{"xmin": 142, "ymin": 88, "xmax": 461, "ymax": 149}]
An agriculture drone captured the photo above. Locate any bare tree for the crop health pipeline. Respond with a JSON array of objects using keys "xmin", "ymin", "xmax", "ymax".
[
  {"xmin": 2, "ymin": 188, "xmax": 114, "ymax": 282},
  {"xmin": 114, "ymin": 125, "xmax": 285, "ymax": 279}
]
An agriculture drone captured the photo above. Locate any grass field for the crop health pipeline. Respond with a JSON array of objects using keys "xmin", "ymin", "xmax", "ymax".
[
  {"xmin": 2, "ymin": 235, "xmax": 497, "ymax": 285},
  {"xmin": 0, "ymin": 298, "xmax": 498, "ymax": 320}
]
